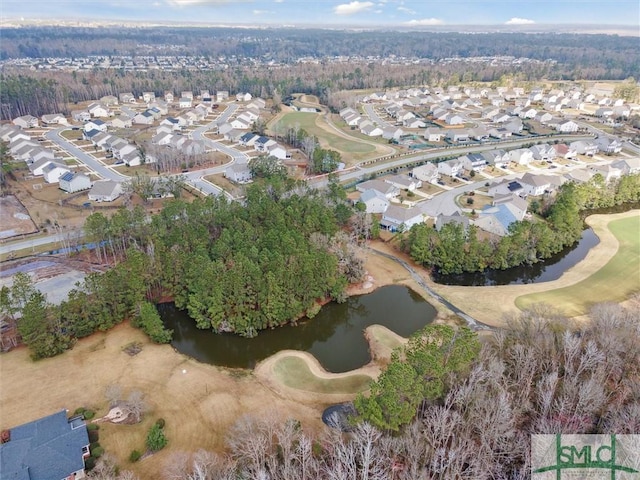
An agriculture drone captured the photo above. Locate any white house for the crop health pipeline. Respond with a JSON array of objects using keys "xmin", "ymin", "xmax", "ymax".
[
  {"xmin": 384, "ymin": 174, "xmax": 422, "ymax": 191},
  {"xmin": 570, "ymin": 140, "xmax": 598, "ymax": 156},
  {"xmin": 88, "ymin": 180, "xmax": 123, "ymax": 202},
  {"xmin": 437, "ymin": 159, "xmax": 464, "ymax": 177},
  {"xmin": 380, "ymin": 206, "xmax": 424, "ymax": 232},
  {"xmin": 87, "ymin": 102, "xmax": 111, "ymax": 118},
  {"xmin": 42, "ymin": 162, "xmax": 71, "ymax": 183},
  {"xmin": 225, "ymin": 163, "xmax": 253, "ymax": 183},
  {"xmin": 236, "ymin": 92, "xmax": 252, "ymax": 102},
  {"xmin": 356, "ymin": 180, "xmax": 399, "ymax": 199},
  {"xmin": 41, "ymin": 114, "xmax": 69, "ymax": 126},
  {"xmin": 178, "ymin": 97, "xmax": 193, "ymax": 108},
  {"xmin": 555, "ymin": 120, "xmax": 579, "ymax": 133},
  {"xmin": 424, "ymin": 128, "xmax": 444, "ymax": 142},
  {"xmin": 595, "ymin": 137, "xmax": 623, "ymax": 154},
  {"xmin": 488, "ymin": 179, "xmax": 523, "ymax": 197},
  {"xmin": 358, "ymin": 189, "xmax": 390, "ymax": 214},
  {"xmin": 411, "ymin": 163, "xmax": 440, "ymax": 183},
  {"xmin": 12, "ymin": 115, "xmax": 39, "ymax": 129},
  {"xmin": 460, "ymin": 153, "xmax": 487, "ymax": 172},
  {"xmin": 361, "ymin": 124, "xmax": 384, "ymax": 137},
  {"xmin": 59, "ymin": 172, "xmax": 92, "ymax": 193},
  {"xmin": 509, "ymin": 148, "xmax": 534, "ymax": 165},
  {"xmin": 445, "ymin": 130, "xmax": 470, "ymax": 142},
  {"xmin": 520, "ymin": 173, "xmax": 553, "ymax": 196},
  {"xmin": 482, "ymin": 149, "xmax": 510, "ymax": 168},
  {"xmin": 84, "ymin": 119, "xmax": 108, "ymax": 133},
  {"xmin": 133, "ymin": 112, "xmax": 154, "ymax": 125}
]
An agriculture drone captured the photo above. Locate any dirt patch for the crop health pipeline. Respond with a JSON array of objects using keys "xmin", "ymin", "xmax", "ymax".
[{"xmin": 0, "ymin": 195, "xmax": 38, "ymax": 239}]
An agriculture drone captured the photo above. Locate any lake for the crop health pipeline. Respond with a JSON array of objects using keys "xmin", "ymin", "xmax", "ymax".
[{"xmin": 160, "ymin": 285, "xmax": 437, "ymax": 373}]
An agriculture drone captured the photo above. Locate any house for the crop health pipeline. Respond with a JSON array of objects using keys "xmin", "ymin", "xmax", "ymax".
[
  {"xmin": 133, "ymin": 111, "xmax": 154, "ymax": 125},
  {"xmin": 152, "ymin": 132, "xmax": 174, "ymax": 146},
  {"xmin": 529, "ymin": 144, "xmax": 556, "ymax": 161},
  {"xmin": 225, "ymin": 163, "xmax": 253, "ymax": 183},
  {"xmin": 239, "ymin": 132, "xmax": 260, "ymax": 147},
  {"xmin": 504, "ymin": 118, "xmax": 524, "ymax": 134},
  {"xmin": 254, "ymin": 136, "xmax": 276, "ymax": 152},
  {"xmin": 179, "ymin": 97, "xmax": 193, "ymax": 108},
  {"xmin": 411, "ymin": 163, "xmax": 440, "ymax": 183},
  {"xmin": 164, "ymin": 91, "xmax": 175, "ymax": 103},
  {"xmin": 87, "ymin": 102, "xmax": 111, "ymax": 118},
  {"xmin": 444, "ymin": 113, "xmax": 464, "ymax": 125},
  {"xmin": 142, "ymin": 92, "xmax": 156, "ymax": 103},
  {"xmin": 356, "ymin": 180, "xmax": 399, "ymax": 199},
  {"xmin": 612, "ymin": 157, "xmax": 640, "ymax": 175},
  {"xmin": 358, "ymin": 189, "xmax": 390, "ymax": 214},
  {"xmin": 437, "ymin": 159, "xmax": 464, "ymax": 177},
  {"xmin": 236, "ymin": 92, "xmax": 252, "ymax": 102},
  {"xmin": 41, "ymin": 114, "xmax": 68, "ymax": 126},
  {"xmin": 570, "ymin": 140, "xmax": 598, "ymax": 156},
  {"xmin": 435, "ymin": 212, "xmax": 469, "ymax": 232},
  {"xmin": 248, "ymin": 98, "xmax": 266, "ymax": 110},
  {"xmin": 380, "ymin": 206, "xmax": 424, "ymax": 232},
  {"xmin": 12, "ymin": 115, "xmax": 39, "ymax": 129},
  {"xmin": 110, "ymin": 115, "xmax": 133, "ymax": 129},
  {"xmin": 382, "ymin": 126, "xmax": 404, "ymax": 141},
  {"xmin": 534, "ymin": 112, "xmax": 553, "ymax": 124},
  {"xmin": 519, "ymin": 108, "xmax": 538, "ymax": 119},
  {"xmin": 266, "ymin": 143, "xmax": 289, "ymax": 160},
  {"xmin": 460, "ymin": 153, "xmax": 487, "ymax": 172},
  {"xmin": 42, "ymin": 162, "xmax": 71, "ymax": 183},
  {"xmin": 71, "ymin": 110, "xmax": 91, "ymax": 122},
  {"xmin": 100, "ymin": 95, "xmax": 118, "ymax": 106},
  {"xmin": 493, "ymin": 194, "xmax": 528, "ymax": 221},
  {"xmin": 489, "ymin": 128, "xmax": 512, "ymax": 140},
  {"xmin": 88, "ymin": 180, "xmax": 123, "ymax": 202},
  {"xmin": 552, "ymin": 143, "xmax": 577, "ymax": 159},
  {"xmin": 424, "ymin": 127, "xmax": 444, "ymax": 142},
  {"xmin": 230, "ymin": 117, "xmax": 251, "ymax": 130},
  {"xmin": 595, "ymin": 137, "xmax": 623, "ymax": 154},
  {"xmin": 27, "ymin": 148, "xmax": 55, "ymax": 164},
  {"xmin": 119, "ymin": 92, "xmax": 136, "ymax": 103},
  {"xmin": 445, "ymin": 129, "xmax": 469, "ymax": 143},
  {"xmin": 555, "ymin": 119, "xmax": 579, "ymax": 133},
  {"xmin": 361, "ymin": 124, "xmax": 384, "ymax": 137},
  {"xmin": 509, "ymin": 148, "xmax": 533, "ymax": 165},
  {"xmin": 83, "ymin": 119, "xmax": 108, "ymax": 133},
  {"xmin": 216, "ymin": 90, "xmax": 229, "ymax": 102},
  {"xmin": 343, "ymin": 112, "xmax": 362, "ymax": 126},
  {"xmin": 482, "ymin": 149, "xmax": 510, "ymax": 168},
  {"xmin": 469, "ymin": 127, "xmax": 490, "ymax": 141},
  {"xmin": 589, "ymin": 164, "xmax": 623, "ymax": 182},
  {"xmin": 520, "ymin": 173, "xmax": 553, "ymax": 196},
  {"xmin": 564, "ymin": 168, "xmax": 594, "ymax": 184},
  {"xmin": 474, "ymin": 203, "xmax": 521, "ymax": 237},
  {"xmin": 59, "ymin": 172, "xmax": 92, "ymax": 193},
  {"xmin": 28, "ymin": 158, "xmax": 62, "ymax": 176},
  {"xmin": 122, "ymin": 149, "xmax": 142, "ymax": 167},
  {"xmin": 488, "ymin": 179, "xmax": 523, "ymax": 197},
  {"xmin": 0, "ymin": 410, "xmax": 90, "ymax": 480},
  {"xmin": 181, "ymin": 91, "xmax": 194, "ymax": 100},
  {"xmin": 160, "ymin": 117, "xmax": 182, "ymax": 131},
  {"xmin": 1, "ymin": 126, "xmax": 30, "ymax": 143},
  {"xmin": 181, "ymin": 140, "xmax": 207, "ymax": 156},
  {"xmin": 149, "ymin": 100, "xmax": 169, "ymax": 115},
  {"xmin": 385, "ymin": 174, "xmax": 422, "ymax": 191},
  {"xmin": 224, "ymin": 129, "xmax": 245, "ymax": 143},
  {"xmin": 403, "ymin": 118, "xmax": 426, "ymax": 129}
]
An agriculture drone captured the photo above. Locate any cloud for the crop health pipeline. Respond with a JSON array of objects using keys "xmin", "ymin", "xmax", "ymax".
[
  {"xmin": 167, "ymin": 0, "xmax": 246, "ymax": 6},
  {"xmin": 253, "ymin": 9, "xmax": 273, "ymax": 14},
  {"xmin": 334, "ymin": 1, "xmax": 374, "ymax": 15},
  {"xmin": 274, "ymin": 0, "xmax": 284, "ymax": 2},
  {"xmin": 505, "ymin": 17, "xmax": 536, "ymax": 25},
  {"xmin": 405, "ymin": 17, "xmax": 444, "ymax": 26},
  {"xmin": 397, "ymin": 6, "xmax": 415, "ymax": 14}
]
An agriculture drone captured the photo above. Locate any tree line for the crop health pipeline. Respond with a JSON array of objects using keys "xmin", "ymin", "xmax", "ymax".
[
  {"xmin": 404, "ymin": 174, "xmax": 640, "ymax": 275},
  {"xmin": 0, "ymin": 181, "xmax": 363, "ymax": 358}
]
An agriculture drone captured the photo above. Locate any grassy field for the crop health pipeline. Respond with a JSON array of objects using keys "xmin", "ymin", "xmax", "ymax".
[
  {"xmin": 272, "ymin": 356, "xmax": 372, "ymax": 394},
  {"xmin": 515, "ymin": 214, "xmax": 640, "ymax": 316},
  {"xmin": 277, "ymin": 112, "xmax": 375, "ymax": 156}
]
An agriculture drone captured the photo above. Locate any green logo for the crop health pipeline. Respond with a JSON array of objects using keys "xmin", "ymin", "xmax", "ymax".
[{"xmin": 532, "ymin": 434, "xmax": 640, "ymax": 479}]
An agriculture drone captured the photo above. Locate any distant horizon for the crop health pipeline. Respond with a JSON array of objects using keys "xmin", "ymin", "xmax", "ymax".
[{"xmin": 1, "ymin": 0, "xmax": 638, "ymax": 30}]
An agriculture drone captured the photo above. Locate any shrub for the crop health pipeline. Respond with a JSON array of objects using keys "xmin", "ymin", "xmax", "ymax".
[
  {"xmin": 83, "ymin": 409, "xmax": 95, "ymax": 420},
  {"xmin": 74, "ymin": 407, "xmax": 85, "ymax": 416},
  {"xmin": 155, "ymin": 418, "xmax": 166, "ymax": 429},
  {"xmin": 129, "ymin": 449, "xmax": 142, "ymax": 463},
  {"xmin": 146, "ymin": 423, "xmax": 168, "ymax": 452},
  {"xmin": 91, "ymin": 446, "xmax": 104, "ymax": 458},
  {"xmin": 86, "ymin": 423, "xmax": 99, "ymax": 431},
  {"xmin": 85, "ymin": 457, "xmax": 96, "ymax": 470},
  {"xmin": 88, "ymin": 430, "xmax": 99, "ymax": 443},
  {"xmin": 466, "ymin": 197, "xmax": 474, "ymax": 205}
]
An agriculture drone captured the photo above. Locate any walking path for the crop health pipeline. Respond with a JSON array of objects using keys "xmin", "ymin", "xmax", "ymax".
[{"xmin": 369, "ymin": 247, "xmax": 495, "ymax": 331}]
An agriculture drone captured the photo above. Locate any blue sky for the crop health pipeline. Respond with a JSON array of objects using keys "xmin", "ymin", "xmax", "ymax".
[{"xmin": 2, "ymin": 0, "xmax": 639, "ymax": 26}]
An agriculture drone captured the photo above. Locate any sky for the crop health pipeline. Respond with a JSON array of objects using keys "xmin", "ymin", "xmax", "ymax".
[{"xmin": 1, "ymin": 0, "xmax": 639, "ymax": 27}]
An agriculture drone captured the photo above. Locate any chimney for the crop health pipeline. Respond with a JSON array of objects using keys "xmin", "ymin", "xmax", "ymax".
[{"xmin": 1, "ymin": 429, "xmax": 10, "ymax": 443}]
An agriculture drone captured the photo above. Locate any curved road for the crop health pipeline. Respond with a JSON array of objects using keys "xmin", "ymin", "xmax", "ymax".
[
  {"xmin": 370, "ymin": 248, "xmax": 493, "ymax": 331},
  {"xmin": 363, "ymin": 104, "xmax": 391, "ymax": 128}
]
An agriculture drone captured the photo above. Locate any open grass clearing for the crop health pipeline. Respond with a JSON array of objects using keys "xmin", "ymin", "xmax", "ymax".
[
  {"xmin": 278, "ymin": 112, "xmax": 375, "ymax": 155},
  {"xmin": 515, "ymin": 214, "xmax": 640, "ymax": 316}
]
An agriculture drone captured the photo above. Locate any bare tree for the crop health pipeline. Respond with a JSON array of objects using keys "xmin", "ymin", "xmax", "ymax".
[
  {"xmin": 125, "ymin": 390, "xmax": 147, "ymax": 423},
  {"xmin": 104, "ymin": 384, "xmax": 122, "ymax": 408}
]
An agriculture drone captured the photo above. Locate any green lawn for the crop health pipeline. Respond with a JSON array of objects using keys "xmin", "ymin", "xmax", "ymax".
[
  {"xmin": 272, "ymin": 356, "xmax": 372, "ymax": 394},
  {"xmin": 276, "ymin": 112, "xmax": 375, "ymax": 155},
  {"xmin": 515, "ymin": 215, "xmax": 640, "ymax": 316}
]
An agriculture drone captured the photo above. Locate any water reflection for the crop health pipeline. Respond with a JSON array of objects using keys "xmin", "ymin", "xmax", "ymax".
[
  {"xmin": 160, "ymin": 285, "xmax": 436, "ymax": 373},
  {"xmin": 433, "ymin": 228, "xmax": 599, "ymax": 286}
]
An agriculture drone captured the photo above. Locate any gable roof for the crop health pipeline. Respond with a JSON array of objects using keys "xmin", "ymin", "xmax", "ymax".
[{"xmin": 0, "ymin": 410, "xmax": 89, "ymax": 480}]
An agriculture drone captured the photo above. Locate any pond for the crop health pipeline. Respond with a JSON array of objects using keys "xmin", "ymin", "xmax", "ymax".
[
  {"xmin": 432, "ymin": 227, "xmax": 599, "ymax": 286},
  {"xmin": 160, "ymin": 285, "xmax": 437, "ymax": 373}
]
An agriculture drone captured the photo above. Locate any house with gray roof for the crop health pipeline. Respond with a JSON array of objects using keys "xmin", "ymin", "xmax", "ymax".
[
  {"xmin": 0, "ymin": 409, "xmax": 90, "ymax": 480},
  {"xmin": 435, "ymin": 212, "xmax": 469, "ymax": 232},
  {"xmin": 358, "ymin": 189, "xmax": 390, "ymax": 214},
  {"xmin": 88, "ymin": 180, "xmax": 123, "ymax": 202},
  {"xmin": 225, "ymin": 163, "xmax": 253, "ymax": 184},
  {"xmin": 474, "ymin": 203, "xmax": 521, "ymax": 237},
  {"xmin": 59, "ymin": 172, "xmax": 92, "ymax": 193},
  {"xmin": 380, "ymin": 206, "xmax": 423, "ymax": 232},
  {"xmin": 355, "ymin": 180, "xmax": 399, "ymax": 199}
]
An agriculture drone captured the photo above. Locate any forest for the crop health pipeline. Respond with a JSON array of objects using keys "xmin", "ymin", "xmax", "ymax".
[
  {"xmin": 0, "ymin": 180, "xmax": 365, "ymax": 359},
  {"xmin": 1, "ymin": 27, "xmax": 639, "ymax": 118},
  {"xmin": 86, "ymin": 301, "xmax": 640, "ymax": 479},
  {"xmin": 404, "ymin": 173, "xmax": 640, "ymax": 275}
]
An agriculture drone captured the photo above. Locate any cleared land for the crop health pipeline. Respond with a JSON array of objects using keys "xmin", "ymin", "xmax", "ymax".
[
  {"xmin": 0, "ymin": 195, "xmax": 38, "ymax": 239},
  {"xmin": 515, "ymin": 214, "xmax": 640, "ymax": 316}
]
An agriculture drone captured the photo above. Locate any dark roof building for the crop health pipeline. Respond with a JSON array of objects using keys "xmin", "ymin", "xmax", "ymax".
[{"xmin": 0, "ymin": 410, "xmax": 90, "ymax": 480}]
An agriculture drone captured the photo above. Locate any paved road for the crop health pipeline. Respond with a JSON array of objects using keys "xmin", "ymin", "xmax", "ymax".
[
  {"xmin": 0, "ymin": 230, "xmax": 84, "ymax": 255},
  {"xmin": 370, "ymin": 248, "xmax": 493, "ymax": 331},
  {"xmin": 45, "ymin": 128, "xmax": 129, "ymax": 182},
  {"xmin": 363, "ymin": 104, "xmax": 391, "ymax": 128}
]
